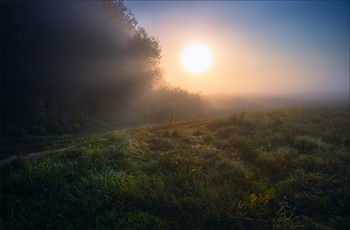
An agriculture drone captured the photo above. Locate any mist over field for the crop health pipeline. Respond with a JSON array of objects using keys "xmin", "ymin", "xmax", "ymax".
[
  {"xmin": 1, "ymin": 0, "xmax": 349, "ymax": 140},
  {"xmin": 0, "ymin": 1, "xmax": 349, "ymax": 229},
  {"xmin": 0, "ymin": 1, "xmax": 206, "ymax": 139},
  {"xmin": 125, "ymin": 1, "xmax": 349, "ymax": 104}
]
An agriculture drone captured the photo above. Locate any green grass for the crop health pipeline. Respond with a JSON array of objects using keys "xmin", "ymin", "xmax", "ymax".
[{"xmin": 1, "ymin": 108, "xmax": 349, "ymax": 229}]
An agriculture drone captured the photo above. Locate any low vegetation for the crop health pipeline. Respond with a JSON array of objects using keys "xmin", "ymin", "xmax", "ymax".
[{"xmin": 1, "ymin": 108, "xmax": 349, "ymax": 229}]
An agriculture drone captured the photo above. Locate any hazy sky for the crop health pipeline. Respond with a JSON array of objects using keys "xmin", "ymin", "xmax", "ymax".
[{"xmin": 124, "ymin": 1, "xmax": 349, "ymax": 99}]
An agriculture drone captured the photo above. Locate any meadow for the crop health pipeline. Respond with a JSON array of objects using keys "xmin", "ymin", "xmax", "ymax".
[{"xmin": 1, "ymin": 108, "xmax": 349, "ymax": 229}]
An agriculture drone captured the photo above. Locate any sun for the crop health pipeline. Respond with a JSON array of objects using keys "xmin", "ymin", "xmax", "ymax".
[{"xmin": 181, "ymin": 44, "xmax": 212, "ymax": 74}]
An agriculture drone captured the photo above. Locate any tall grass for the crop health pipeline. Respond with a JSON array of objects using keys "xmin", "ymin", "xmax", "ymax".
[{"xmin": 1, "ymin": 108, "xmax": 349, "ymax": 229}]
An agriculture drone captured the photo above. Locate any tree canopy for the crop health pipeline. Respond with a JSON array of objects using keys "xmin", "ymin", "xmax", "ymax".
[{"xmin": 1, "ymin": 0, "xmax": 162, "ymax": 134}]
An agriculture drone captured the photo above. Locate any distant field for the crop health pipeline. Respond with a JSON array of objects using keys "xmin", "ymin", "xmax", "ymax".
[{"xmin": 1, "ymin": 108, "xmax": 349, "ymax": 229}]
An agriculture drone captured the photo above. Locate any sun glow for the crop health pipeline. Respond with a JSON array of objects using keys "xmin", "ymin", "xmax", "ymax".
[{"xmin": 181, "ymin": 44, "xmax": 212, "ymax": 74}]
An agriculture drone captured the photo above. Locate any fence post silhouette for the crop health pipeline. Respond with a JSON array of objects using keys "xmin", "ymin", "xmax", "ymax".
[{"xmin": 169, "ymin": 113, "xmax": 174, "ymax": 129}]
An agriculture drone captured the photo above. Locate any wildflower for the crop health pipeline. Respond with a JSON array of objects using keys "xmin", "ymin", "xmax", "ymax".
[
  {"xmin": 283, "ymin": 196, "xmax": 287, "ymax": 199},
  {"xmin": 250, "ymin": 193, "xmax": 257, "ymax": 203},
  {"xmin": 237, "ymin": 200, "xmax": 242, "ymax": 208},
  {"xmin": 295, "ymin": 194, "xmax": 299, "ymax": 197},
  {"xmin": 249, "ymin": 194, "xmax": 257, "ymax": 209},
  {"xmin": 279, "ymin": 201, "xmax": 284, "ymax": 205}
]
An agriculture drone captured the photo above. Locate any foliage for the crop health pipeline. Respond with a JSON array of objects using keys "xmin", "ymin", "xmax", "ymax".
[
  {"xmin": 1, "ymin": 108, "xmax": 349, "ymax": 229},
  {"xmin": 1, "ymin": 0, "xmax": 162, "ymax": 135},
  {"xmin": 0, "ymin": 0, "xmax": 210, "ymax": 149}
]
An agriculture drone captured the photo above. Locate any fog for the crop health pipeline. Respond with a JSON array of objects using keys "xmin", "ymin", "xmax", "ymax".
[
  {"xmin": 205, "ymin": 93, "xmax": 349, "ymax": 117},
  {"xmin": 1, "ymin": 1, "xmax": 211, "ymax": 137},
  {"xmin": 125, "ymin": 1, "xmax": 349, "ymax": 107},
  {"xmin": 1, "ymin": 1, "xmax": 348, "ymax": 139}
]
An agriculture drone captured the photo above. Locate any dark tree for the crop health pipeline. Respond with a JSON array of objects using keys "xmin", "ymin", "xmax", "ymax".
[{"xmin": 1, "ymin": 0, "xmax": 161, "ymax": 135}]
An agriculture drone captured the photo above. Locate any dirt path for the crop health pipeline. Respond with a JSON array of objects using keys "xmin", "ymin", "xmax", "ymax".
[
  {"xmin": 0, "ymin": 118, "xmax": 212, "ymax": 167},
  {"xmin": 0, "ymin": 124, "xmax": 148, "ymax": 167}
]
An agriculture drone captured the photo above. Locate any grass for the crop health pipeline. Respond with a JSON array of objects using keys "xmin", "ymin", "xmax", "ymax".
[{"xmin": 1, "ymin": 108, "xmax": 349, "ymax": 229}]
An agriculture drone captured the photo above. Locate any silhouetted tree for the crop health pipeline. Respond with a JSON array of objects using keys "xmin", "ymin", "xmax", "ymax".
[{"xmin": 1, "ymin": 0, "xmax": 161, "ymax": 135}]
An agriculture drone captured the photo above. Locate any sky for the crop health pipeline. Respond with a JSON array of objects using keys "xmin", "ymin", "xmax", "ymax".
[{"xmin": 124, "ymin": 1, "xmax": 349, "ymax": 100}]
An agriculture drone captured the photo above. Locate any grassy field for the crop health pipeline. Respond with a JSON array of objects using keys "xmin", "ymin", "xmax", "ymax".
[{"xmin": 1, "ymin": 108, "xmax": 349, "ymax": 229}]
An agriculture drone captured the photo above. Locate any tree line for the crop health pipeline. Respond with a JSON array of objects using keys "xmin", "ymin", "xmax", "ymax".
[{"xmin": 1, "ymin": 0, "xmax": 208, "ymax": 138}]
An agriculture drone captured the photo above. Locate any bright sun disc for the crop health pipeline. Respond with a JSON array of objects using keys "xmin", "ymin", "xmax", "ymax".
[{"xmin": 182, "ymin": 44, "xmax": 212, "ymax": 74}]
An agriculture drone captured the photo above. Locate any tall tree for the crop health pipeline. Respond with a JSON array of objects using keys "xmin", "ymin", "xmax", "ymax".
[{"xmin": 1, "ymin": 0, "xmax": 161, "ymax": 134}]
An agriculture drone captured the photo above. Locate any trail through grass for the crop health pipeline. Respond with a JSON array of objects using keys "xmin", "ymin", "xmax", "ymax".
[{"xmin": 1, "ymin": 108, "xmax": 349, "ymax": 229}]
